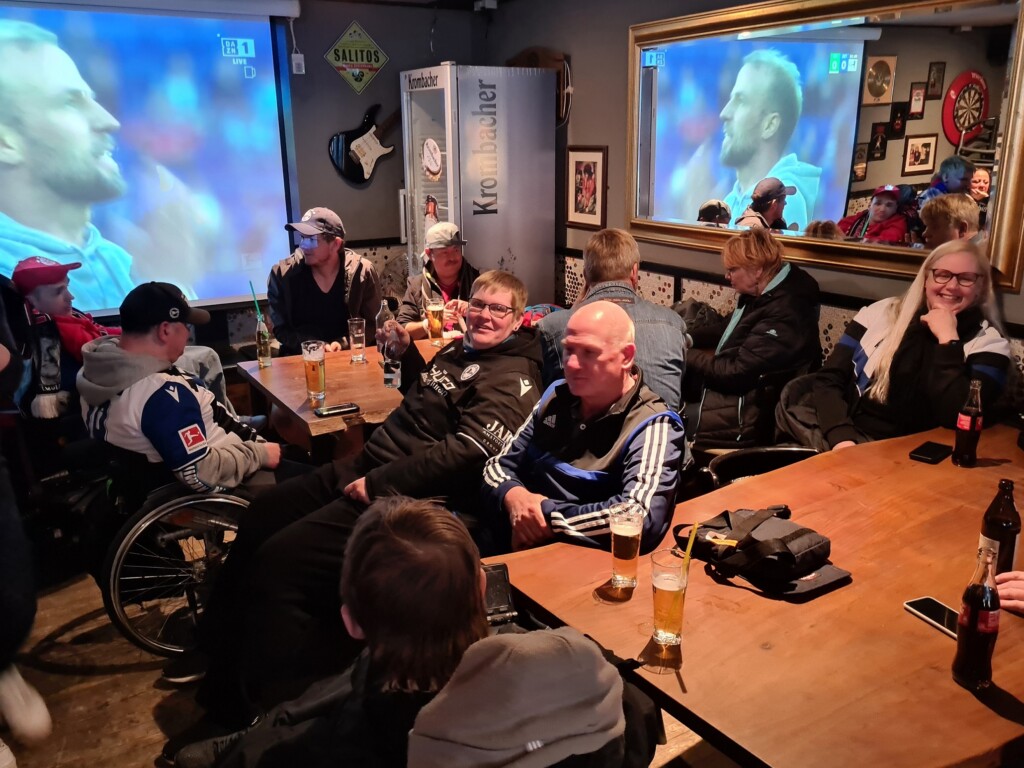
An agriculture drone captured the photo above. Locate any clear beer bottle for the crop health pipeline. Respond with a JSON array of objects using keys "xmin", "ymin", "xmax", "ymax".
[
  {"xmin": 952, "ymin": 379, "xmax": 982, "ymax": 467},
  {"xmin": 256, "ymin": 316, "xmax": 272, "ymax": 369},
  {"xmin": 981, "ymin": 479, "xmax": 1021, "ymax": 575},
  {"xmin": 375, "ymin": 301, "xmax": 394, "ymax": 356},
  {"xmin": 952, "ymin": 547, "xmax": 1000, "ymax": 691}
]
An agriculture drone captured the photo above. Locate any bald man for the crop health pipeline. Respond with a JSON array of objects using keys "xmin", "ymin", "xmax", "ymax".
[{"xmin": 482, "ymin": 301, "xmax": 689, "ymax": 554}]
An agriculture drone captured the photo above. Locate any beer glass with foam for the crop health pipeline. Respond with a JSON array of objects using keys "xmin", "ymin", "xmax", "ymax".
[
  {"xmin": 609, "ymin": 502, "xmax": 644, "ymax": 588},
  {"xmin": 301, "ymin": 339, "xmax": 326, "ymax": 407},
  {"xmin": 426, "ymin": 301, "xmax": 445, "ymax": 347},
  {"xmin": 651, "ymin": 549, "xmax": 687, "ymax": 645}
]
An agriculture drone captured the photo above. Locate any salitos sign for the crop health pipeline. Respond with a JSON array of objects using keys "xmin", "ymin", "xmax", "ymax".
[{"xmin": 325, "ymin": 22, "xmax": 388, "ymax": 94}]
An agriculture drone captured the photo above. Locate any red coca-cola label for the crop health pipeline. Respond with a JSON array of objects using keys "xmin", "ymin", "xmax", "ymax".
[
  {"xmin": 957, "ymin": 413, "xmax": 982, "ymax": 431},
  {"xmin": 959, "ymin": 605, "xmax": 1000, "ymax": 632}
]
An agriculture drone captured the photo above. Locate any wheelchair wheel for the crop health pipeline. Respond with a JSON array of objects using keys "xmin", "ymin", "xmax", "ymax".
[{"xmin": 100, "ymin": 487, "xmax": 247, "ymax": 657}]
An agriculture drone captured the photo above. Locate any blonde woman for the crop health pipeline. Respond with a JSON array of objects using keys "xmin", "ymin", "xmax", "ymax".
[{"xmin": 779, "ymin": 240, "xmax": 1010, "ymax": 450}]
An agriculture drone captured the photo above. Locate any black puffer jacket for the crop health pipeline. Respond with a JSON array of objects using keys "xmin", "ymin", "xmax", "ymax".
[
  {"xmin": 685, "ymin": 263, "xmax": 821, "ymax": 449},
  {"xmin": 362, "ymin": 328, "xmax": 543, "ymax": 512}
]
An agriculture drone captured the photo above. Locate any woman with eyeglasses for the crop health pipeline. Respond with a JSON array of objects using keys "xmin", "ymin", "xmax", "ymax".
[{"xmin": 778, "ymin": 240, "xmax": 1010, "ymax": 451}]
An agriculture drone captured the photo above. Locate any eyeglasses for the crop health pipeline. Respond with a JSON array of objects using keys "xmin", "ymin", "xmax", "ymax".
[
  {"xmin": 467, "ymin": 298, "xmax": 514, "ymax": 318},
  {"xmin": 930, "ymin": 269, "xmax": 979, "ymax": 287},
  {"xmin": 297, "ymin": 234, "xmax": 322, "ymax": 248}
]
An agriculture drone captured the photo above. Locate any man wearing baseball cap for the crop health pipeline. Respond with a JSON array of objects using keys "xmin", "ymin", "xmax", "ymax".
[
  {"xmin": 735, "ymin": 177, "xmax": 795, "ymax": 229},
  {"xmin": 398, "ymin": 221, "xmax": 479, "ymax": 339},
  {"xmin": 269, "ymin": 207, "xmax": 381, "ymax": 356},
  {"xmin": 77, "ymin": 282, "xmax": 282, "ymax": 494},
  {"xmin": 9, "ymin": 256, "xmax": 240, "ymax": 421},
  {"xmin": 697, "ymin": 199, "xmax": 732, "ymax": 226},
  {"xmin": 837, "ymin": 184, "xmax": 909, "ymax": 243}
]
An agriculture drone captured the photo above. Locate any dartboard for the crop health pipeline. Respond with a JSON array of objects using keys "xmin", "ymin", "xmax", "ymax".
[{"xmin": 942, "ymin": 71, "xmax": 989, "ymax": 145}]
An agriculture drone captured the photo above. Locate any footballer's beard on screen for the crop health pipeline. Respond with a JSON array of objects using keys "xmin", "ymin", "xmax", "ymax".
[{"xmin": 36, "ymin": 136, "xmax": 127, "ymax": 205}]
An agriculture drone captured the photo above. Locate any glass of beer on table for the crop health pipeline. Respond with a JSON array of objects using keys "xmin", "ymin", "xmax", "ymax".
[
  {"xmin": 651, "ymin": 549, "xmax": 687, "ymax": 645},
  {"xmin": 609, "ymin": 502, "xmax": 644, "ymax": 588},
  {"xmin": 426, "ymin": 300, "xmax": 445, "ymax": 347},
  {"xmin": 300, "ymin": 339, "xmax": 326, "ymax": 407}
]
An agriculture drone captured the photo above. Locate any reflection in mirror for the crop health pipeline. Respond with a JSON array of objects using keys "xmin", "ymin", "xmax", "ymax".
[{"xmin": 628, "ymin": 0, "xmax": 1024, "ymax": 288}]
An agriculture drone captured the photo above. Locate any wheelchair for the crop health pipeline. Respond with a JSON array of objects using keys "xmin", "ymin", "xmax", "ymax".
[
  {"xmin": 99, "ymin": 479, "xmax": 248, "ymax": 657},
  {"xmin": 3, "ymin": 411, "xmax": 247, "ymax": 658}
]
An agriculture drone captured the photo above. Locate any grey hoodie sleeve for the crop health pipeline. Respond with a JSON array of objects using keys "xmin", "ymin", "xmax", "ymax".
[{"xmin": 176, "ymin": 440, "xmax": 268, "ymax": 493}]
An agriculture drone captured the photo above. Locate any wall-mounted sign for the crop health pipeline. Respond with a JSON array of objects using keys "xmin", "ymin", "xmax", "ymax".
[{"xmin": 325, "ymin": 21, "xmax": 388, "ymax": 94}]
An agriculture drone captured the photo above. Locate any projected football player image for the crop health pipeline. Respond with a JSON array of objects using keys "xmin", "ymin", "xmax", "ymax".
[
  {"xmin": 719, "ymin": 50, "xmax": 822, "ymax": 230},
  {"xmin": 0, "ymin": 20, "xmax": 134, "ymax": 310}
]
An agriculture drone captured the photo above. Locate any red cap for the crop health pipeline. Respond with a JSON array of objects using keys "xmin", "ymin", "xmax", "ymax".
[
  {"xmin": 873, "ymin": 184, "xmax": 900, "ymax": 201},
  {"xmin": 11, "ymin": 256, "xmax": 81, "ymax": 294}
]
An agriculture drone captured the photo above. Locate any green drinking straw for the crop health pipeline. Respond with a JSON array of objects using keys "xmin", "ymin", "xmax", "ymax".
[{"xmin": 249, "ymin": 280, "xmax": 264, "ymax": 322}]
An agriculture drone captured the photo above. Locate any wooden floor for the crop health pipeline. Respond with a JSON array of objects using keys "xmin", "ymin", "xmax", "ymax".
[{"xmin": 9, "ymin": 574, "xmax": 738, "ymax": 768}]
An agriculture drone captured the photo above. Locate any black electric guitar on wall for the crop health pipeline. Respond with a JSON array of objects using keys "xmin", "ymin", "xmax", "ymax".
[{"xmin": 328, "ymin": 104, "xmax": 401, "ymax": 186}]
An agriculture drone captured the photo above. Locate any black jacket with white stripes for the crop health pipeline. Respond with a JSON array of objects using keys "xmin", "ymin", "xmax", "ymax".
[{"xmin": 482, "ymin": 371, "xmax": 688, "ymax": 553}]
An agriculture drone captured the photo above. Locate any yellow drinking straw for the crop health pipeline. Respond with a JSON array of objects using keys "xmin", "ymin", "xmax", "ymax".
[{"xmin": 680, "ymin": 521, "xmax": 699, "ymax": 575}]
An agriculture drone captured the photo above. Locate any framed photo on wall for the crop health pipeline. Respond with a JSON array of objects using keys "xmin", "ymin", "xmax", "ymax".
[
  {"xmin": 862, "ymin": 55, "xmax": 897, "ymax": 106},
  {"xmin": 908, "ymin": 82, "xmax": 927, "ymax": 118},
  {"xmin": 926, "ymin": 62, "xmax": 946, "ymax": 100},
  {"xmin": 868, "ymin": 122, "xmax": 888, "ymax": 161},
  {"xmin": 889, "ymin": 102, "xmax": 908, "ymax": 139},
  {"xmin": 567, "ymin": 146, "xmax": 608, "ymax": 230},
  {"xmin": 902, "ymin": 134, "xmax": 938, "ymax": 176},
  {"xmin": 852, "ymin": 143, "xmax": 868, "ymax": 182}
]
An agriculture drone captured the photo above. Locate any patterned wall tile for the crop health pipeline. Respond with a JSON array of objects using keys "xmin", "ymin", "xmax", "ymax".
[
  {"xmin": 358, "ymin": 244, "xmax": 409, "ymax": 301},
  {"xmin": 555, "ymin": 253, "xmax": 567, "ymax": 306},
  {"xmin": 818, "ymin": 305, "xmax": 855, "ymax": 363},
  {"xmin": 680, "ymin": 278, "xmax": 735, "ymax": 315},
  {"xmin": 637, "ymin": 270, "xmax": 675, "ymax": 307},
  {"xmin": 564, "ymin": 256, "xmax": 585, "ymax": 306}
]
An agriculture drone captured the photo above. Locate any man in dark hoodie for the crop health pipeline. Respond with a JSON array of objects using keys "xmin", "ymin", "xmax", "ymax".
[{"xmin": 184, "ymin": 270, "xmax": 544, "ymax": 727}]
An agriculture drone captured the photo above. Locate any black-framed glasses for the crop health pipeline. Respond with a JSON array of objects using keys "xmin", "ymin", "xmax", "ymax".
[
  {"xmin": 930, "ymin": 269, "xmax": 979, "ymax": 287},
  {"xmin": 467, "ymin": 298, "xmax": 514, "ymax": 318}
]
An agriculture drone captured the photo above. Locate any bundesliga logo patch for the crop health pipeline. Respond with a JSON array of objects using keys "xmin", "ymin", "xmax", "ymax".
[{"xmin": 178, "ymin": 424, "xmax": 207, "ymax": 454}]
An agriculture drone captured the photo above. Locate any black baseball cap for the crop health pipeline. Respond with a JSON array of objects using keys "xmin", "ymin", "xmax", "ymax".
[
  {"xmin": 285, "ymin": 207, "xmax": 346, "ymax": 239},
  {"xmin": 119, "ymin": 282, "xmax": 210, "ymax": 332}
]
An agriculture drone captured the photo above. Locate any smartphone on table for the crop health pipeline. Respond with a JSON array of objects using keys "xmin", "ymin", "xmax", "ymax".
[
  {"xmin": 908, "ymin": 441, "xmax": 952, "ymax": 464},
  {"xmin": 313, "ymin": 402, "xmax": 359, "ymax": 418},
  {"xmin": 904, "ymin": 596, "xmax": 958, "ymax": 639}
]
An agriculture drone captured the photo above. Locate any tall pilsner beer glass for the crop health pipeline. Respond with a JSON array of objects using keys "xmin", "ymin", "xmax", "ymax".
[
  {"xmin": 301, "ymin": 340, "xmax": 326, "ymax": 407},
  {"xmin": 609, "ymin": 502, "xmax": 644, "ymax": 588},
  {"xmin": 651, "ymin": 549, "xmax": 687, "ymax": 645}
]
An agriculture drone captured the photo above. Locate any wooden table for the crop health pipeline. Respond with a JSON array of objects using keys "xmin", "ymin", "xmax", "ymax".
[
  {"xmin": 237, "ymin": 339, "xmax": 438, "ymax": 460},
  {"xmin": 498, "ymin": 425, "xmax": 1024, "ymax": 767}
]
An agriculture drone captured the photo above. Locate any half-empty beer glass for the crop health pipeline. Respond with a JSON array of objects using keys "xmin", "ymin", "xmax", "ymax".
[
  {"xmin": 609, "ymin": 502, "xmax": 644, "ymax": 588},
  {"xmin": 651, "ymin": 549, "xmax": 686, "ymax": 645},
  {"xmin": 301, "ymin": 339, "xmax": 326, "ymax": 407}
]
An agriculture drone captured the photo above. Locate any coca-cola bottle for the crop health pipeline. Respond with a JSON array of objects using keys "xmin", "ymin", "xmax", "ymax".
[
  {"xmin": 952, "ymin": 379, "xmax": 983, "ymax": 467},
  {"xmin": 952, "ymin": 547, "xmax": 1000, "ymax": 691},
  {"xmin": 980, "ymin": 479, "xmax": 1021, "ymax": 575}
]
